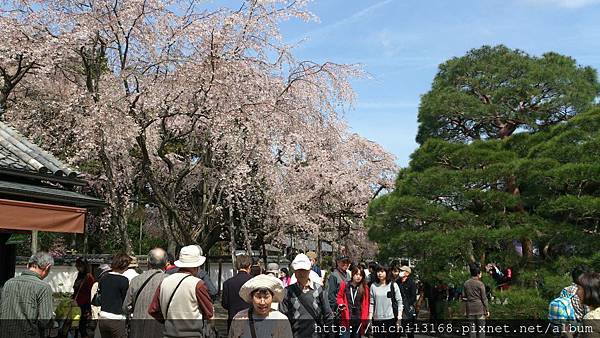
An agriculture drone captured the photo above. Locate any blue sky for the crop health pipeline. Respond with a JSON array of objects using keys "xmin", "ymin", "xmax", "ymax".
[{"xmin": 277, "ymin": 0, "xmax": 600, "ymax": 166}]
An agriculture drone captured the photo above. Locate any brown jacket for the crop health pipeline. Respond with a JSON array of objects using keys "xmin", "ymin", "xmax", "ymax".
[{"xmin": 463, "ymin": 277, "xmax": 488, "ymax": 316}]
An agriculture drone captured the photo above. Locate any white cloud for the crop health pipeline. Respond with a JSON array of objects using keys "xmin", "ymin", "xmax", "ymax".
[
  {"xmin": 524, "ymin": 0, "xmax": 600, "ymax": 8},
  {"xmin": 295, "ymin": 0, "xmax": 393, "ymax": 40}
]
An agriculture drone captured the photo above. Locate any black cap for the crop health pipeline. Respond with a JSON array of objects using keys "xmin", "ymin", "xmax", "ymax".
[{"xmin": 336, "ymin": 255, "xmax": 351, "ymax": 262}]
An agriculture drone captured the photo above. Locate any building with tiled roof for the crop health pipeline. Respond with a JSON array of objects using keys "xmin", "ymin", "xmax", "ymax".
[{"xmin": 0, "ymin": 120, "xmax": 104, "ymax": 286}]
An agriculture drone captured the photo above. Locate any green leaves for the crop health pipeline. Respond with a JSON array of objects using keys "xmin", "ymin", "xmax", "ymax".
[
  {"xmin": 369, "ymin": 103, "xmax": 600, "ymax": 286},
  {"xmin": 416, "ymin": 45, "xmax": 600, "ymax": 144}
]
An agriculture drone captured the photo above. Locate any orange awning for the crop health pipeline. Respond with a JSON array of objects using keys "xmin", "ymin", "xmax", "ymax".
[{"xmin": 0, "ymin": 198, "xmax": 86, "ymax": 233}]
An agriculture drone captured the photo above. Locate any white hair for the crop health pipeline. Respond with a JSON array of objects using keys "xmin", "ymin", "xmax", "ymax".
[{"xmin": 28, "ymin": 251, "xmax": 54, "ymax": 269}]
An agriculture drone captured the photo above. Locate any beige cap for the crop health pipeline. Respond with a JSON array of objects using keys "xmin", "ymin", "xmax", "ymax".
[{"xmin": 292, "ymin": 254, "xmax": 311, "ymax": 270}]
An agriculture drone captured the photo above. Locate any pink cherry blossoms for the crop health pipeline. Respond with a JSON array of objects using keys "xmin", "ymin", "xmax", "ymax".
[{"xmin": 0, "ymin": 0, "xmax": 398, "ymax": 257}]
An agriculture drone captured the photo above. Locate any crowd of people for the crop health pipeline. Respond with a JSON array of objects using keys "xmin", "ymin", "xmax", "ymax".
[
  {"xmin": 0, "ymin": 248, "xmax": 599, "ymax": 338},
  {"xmin": 0, "ymin": 248, "xmax": 420, "ymax": 338}
]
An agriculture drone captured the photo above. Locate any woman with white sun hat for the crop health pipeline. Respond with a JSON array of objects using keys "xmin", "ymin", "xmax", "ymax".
[{"xmin": 228, "ymin": 274, "xmax": 293, "ymax": 338}]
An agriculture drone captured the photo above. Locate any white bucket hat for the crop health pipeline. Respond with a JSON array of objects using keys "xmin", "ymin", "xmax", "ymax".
[
  {"xmin": 292, "ymin": 253, "xmax": 311, "ymax": 271},
  {"xmin": 175, "ymin": 245, "xmax": 206, "ymax": 268},
  {"xmin": 239, "ymin": 274, "xmax": 285, "ymax": 303}
]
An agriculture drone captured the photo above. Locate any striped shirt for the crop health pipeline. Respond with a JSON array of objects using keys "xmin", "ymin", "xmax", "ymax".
[{"xmin": 0, "ymin": 270, "xmax": 54, "ymax": 338}]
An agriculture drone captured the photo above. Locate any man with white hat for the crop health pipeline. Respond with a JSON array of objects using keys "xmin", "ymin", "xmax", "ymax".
[
  {"xmin": 148, "ymin": 245, "xmax": 214, "ymax": 337},
  {"xmin": 228, "ymin": 274, "xmax": 292, "ymax": 338},
  {"xmin": 279, "ymin": 254, "xmax": 333, "ymax": 338}
]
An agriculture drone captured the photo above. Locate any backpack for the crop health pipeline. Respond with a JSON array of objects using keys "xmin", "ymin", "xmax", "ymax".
[
  {"xmin": 548, "ymin": 294, "xmax": 576, "ymax": 323},
  {"xmin": 389, "ymin": 282, "xmax": 399, "ymax": 319}
]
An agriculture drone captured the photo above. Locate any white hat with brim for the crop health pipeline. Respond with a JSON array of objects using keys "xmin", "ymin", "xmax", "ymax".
[
  {"xmin": 175, "ymin": 245, "xmax": 206, "ymax": 268},
  {"xmin": 292, "ymin": 253, "xmax": 311, "ymax": 271},
  {"xmin": 239, "ymin": 274, "xmax": 285, "ymax": 303}
]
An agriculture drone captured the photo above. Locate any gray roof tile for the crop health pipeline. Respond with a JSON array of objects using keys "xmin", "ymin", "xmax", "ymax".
[{"xmin": 0, "ymin": 121, "xmax": 78, "ymax": 178}]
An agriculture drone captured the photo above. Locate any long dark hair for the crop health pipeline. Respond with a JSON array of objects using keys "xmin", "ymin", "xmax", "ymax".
[
  {"xmin": 577, "ymin": 272, "xmax": 600, "ymax": 308},
  {"xmin": 350, "ymin": 266, "xmax": 368, "ymax": 297},
  {"xmin": 75, "ymin": 257, "xmax": 90, "ymax": 279}
]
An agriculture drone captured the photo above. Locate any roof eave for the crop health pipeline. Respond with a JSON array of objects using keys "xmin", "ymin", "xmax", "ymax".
[
  {"xmin": 0, "ymin": 184, "xmax": 106, "ymax": 208},
  {"xmin": 0, "ymin": 167, "xmax": 87, "ymax": 186}
]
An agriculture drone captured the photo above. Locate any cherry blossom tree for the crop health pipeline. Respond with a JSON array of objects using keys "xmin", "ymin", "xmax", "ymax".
[{"xmin": 1, "ymin": 0, "xmax": 398, "ymax": 256}]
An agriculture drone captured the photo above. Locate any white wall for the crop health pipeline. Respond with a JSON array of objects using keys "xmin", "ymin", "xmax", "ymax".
[
  {"xmin": 16, "ymin": 262, "xmax": 235, "ymax": 294},
  {"xmin": 15, "ymin": 265, "xmax": 78, "ymax": 293}
]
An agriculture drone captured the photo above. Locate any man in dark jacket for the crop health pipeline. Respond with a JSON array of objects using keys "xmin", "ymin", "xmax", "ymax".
[
  {"xmin": 327, "ymin": 255, "xmax": 351, "ymax": 310},
  {"xmin": 398, "ymin": 266, "xmax": 417, "ymax": 338},
  {"xmin": 221, "ymin": 254, "xmax": 253, "ymax": 331}
]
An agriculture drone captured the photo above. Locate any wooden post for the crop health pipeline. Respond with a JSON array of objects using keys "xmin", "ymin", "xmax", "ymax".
[
  {"xmin": 31, "ymin": 230, "xmax": 38, "ymax": 254},
  {"xmin": 217, "ymin": 259, "xmax": 223, "ymax": 295}
]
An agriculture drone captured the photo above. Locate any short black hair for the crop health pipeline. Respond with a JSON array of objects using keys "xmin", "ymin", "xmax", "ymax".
[
  {"xmin": 368, "ymin": 261, "xmax": 378, "ymax": 270},
  {"xmin": 571, "ymin": 265, "xmax": 590, "ymax": 284},
  {"xmin": 577, "ymin": 272, "xmax": 600, "ymax": 308},
  {"xmin": 374, "ymin": 264, "xmax": 392, "ymax": 283},
  {"xmin": 167, "ymin": 253, "xmax": 175, "ymax": 264},
  {"xmin": 251, "ymin": 288, "xmax": 274, "ymax": 299},
  {"xmin": 469, "ymin": 264, "xmax": 481, "ymax": 277}
]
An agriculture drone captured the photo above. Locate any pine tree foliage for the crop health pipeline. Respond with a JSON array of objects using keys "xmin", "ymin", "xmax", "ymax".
[{"xmin": 368, "ymin": 46, "xmax": 600, "ymax": 280}]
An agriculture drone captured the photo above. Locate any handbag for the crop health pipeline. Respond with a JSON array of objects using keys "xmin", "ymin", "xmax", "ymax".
[{"xmin": 91, "ymin": 289, "xmax": 101, "ymax": 307}]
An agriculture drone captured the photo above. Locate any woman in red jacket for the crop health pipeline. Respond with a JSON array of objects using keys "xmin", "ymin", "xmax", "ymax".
[
  {"xmin": 337, "ymin": 266, "xmax": 370, "ymax": 338},
  {"xmin": 73, "ymin": 257, "xmax": 95, "ymax": 338}
]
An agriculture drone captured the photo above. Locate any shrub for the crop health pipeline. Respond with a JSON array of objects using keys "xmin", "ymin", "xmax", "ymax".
[{"xmin": 489, "ymin": 287, "xmax": 548, "ymax": 319}]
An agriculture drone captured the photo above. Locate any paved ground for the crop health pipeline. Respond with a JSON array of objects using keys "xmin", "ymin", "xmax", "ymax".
[{"xmin": 212, "ymin": 299, "xmax": 229, "ymax": 337}]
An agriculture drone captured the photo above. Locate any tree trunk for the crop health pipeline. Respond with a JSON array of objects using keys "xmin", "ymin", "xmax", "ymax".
[
  {"xmin": 316, "ymin": 232, "xmax": 321, "ymax": 265},
  {"xmin": 116, "ymin": 210, "xmax": 132, "ymax": 254},
  {"xmin": 262, "ymin": 242, "xmax": 267, "ymax": 267},
  {"xmin": 167, "ymin": 237, "xmax": 177, "ymax": 257},
  {"xmin": 507, "ymin": 175, "xmax": 533, "ymax": 263},
  {"xmin": 521, "ymin": 237, "xmax": 534, "ymax": 264},
  {"xmin": 498, "ymin": 121, "xmax": 517, "ymax": 138},
  {"xmin": 229, "ymin": 204, "xmax": 237, "ymax": 267}
]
